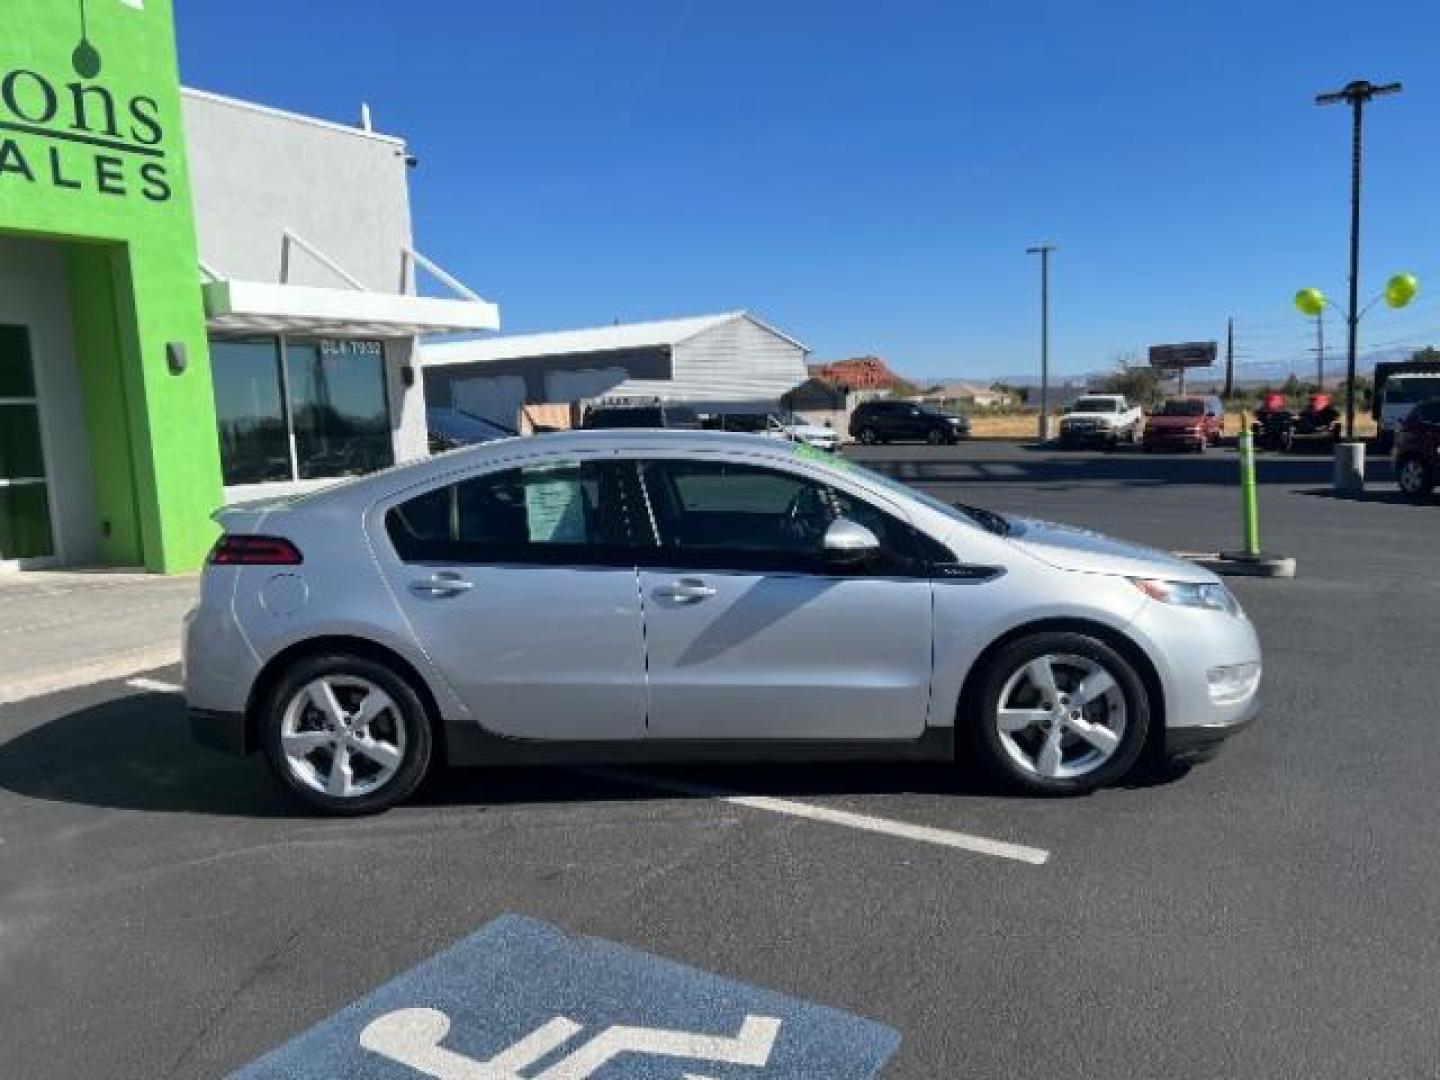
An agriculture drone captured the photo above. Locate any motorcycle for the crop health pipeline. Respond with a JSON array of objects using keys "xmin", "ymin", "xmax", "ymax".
[{"xmin": 1250, "ymin": 393, "xmax": 1341, "ymax": 452}]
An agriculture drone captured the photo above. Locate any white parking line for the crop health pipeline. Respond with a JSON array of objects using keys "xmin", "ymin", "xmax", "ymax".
[
  {"xmin": 125, "ymin": 677, "xmax": 183, "ymax": 695},
  {"xmin": 590, "ymin": 768, "xmax": 1050, "ymax": 866}
]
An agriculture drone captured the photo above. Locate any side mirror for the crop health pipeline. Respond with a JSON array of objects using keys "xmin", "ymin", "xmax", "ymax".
[{"xmin": 822, "ymin": 517, "xmax": 880, "ymax": 564}]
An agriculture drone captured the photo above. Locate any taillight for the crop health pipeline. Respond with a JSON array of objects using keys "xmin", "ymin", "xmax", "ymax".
[{"xmin": 209, "ymin": 534, "xmax": 303, "ymax": 565}]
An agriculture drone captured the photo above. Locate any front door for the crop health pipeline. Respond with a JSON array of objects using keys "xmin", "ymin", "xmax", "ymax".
[
  {"xmin": 635, "ymin": 457, "xmax": 934, "ymax": 741},
  {"xmin": 0, "ymin": 326, "xmax": 54, "ymax": 566},
  {"xmin": 374, "ymin": 457, "xmax": 648, "ymax": 740}
]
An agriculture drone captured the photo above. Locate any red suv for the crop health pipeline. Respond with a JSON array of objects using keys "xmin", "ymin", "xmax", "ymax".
[
  {"xmin": 1143, "ymin": 396, "xmax": 1225, "ymax": 453},
  {"xmin": 1394, "ymin": 398, "xmax": 1440, "ymax": 497}
]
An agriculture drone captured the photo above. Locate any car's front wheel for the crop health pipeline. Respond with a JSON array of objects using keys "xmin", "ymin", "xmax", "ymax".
[
  {"xmin": 1396, "ymin": 456, "xmax": 1435, "ymax": 498},
  {"xmin": 263, "ymin": 654, "xmax": 433, "ymax": 815},
  {"xmin": 926, "ymin": 428, "xmax": 946, "ymax": 446},
  {"xmin": 968, "ymin": 632, "xmax": 1150, "ymax": 794},
  {"xmin": 857, "ymin": 427, "xmax": 880, "ymax": 445}
]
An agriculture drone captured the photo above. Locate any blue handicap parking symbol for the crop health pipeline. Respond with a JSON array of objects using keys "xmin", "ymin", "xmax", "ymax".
[{"xmin": 232, "ymin": 914, "xmax": 899, "ymax": 1079}]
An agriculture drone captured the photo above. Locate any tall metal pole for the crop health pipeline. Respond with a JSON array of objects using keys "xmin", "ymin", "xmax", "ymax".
[
  {"xmin": 1343, "ymin": 93, "xmax": 1363, "ymax": 439},
  {"xmin": 1223, "ymin": 317, "xmax": 1234, "ymax": 399},
  {"xmin": 1316, "ymin": 79, "xmax": 1401, "ymax": 439},
  {"xmin": 1315, "ymin": 310, "xmax": 1325, "ymax": 390},
  {"xmin": 1026, "ymin": 244, "xmax": 1056, "ymax": 440}
]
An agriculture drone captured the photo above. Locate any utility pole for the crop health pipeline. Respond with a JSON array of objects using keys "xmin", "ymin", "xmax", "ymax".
[
  {"xmin": 1026, "ymin": 244, "xmax": 1056, "ymax": 440},
  {"xmin": 1314, "ymin": 310, "xmax": 1325, "ymax": 390},
  {"xmin": 1223, "ymin": 317, "xmax": 1234, "ymax": 398},
  {"xmin": 1316, "ymin": 79, "xmax": 1401, "ymax": 440}
]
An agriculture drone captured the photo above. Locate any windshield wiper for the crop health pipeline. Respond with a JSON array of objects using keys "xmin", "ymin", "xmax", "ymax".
[{"xmin": 954, "ymin": 503, "xmax": 1010, "ymax": 536}]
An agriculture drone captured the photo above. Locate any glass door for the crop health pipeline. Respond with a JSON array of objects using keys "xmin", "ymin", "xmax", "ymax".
[{"xmin": 0, "ymin": 325, "xmax": 54, "ymax": 563}]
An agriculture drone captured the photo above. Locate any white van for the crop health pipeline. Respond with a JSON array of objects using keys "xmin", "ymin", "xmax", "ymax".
[{"xmin": 1378, "ymin": 373, "xmax": 1440, "ymax": 448}]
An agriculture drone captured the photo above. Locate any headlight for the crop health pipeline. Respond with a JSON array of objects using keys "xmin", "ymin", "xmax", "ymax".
[{"xmin": 1132, "ymin": 578, "xmax": 1242, "ymax": 617}]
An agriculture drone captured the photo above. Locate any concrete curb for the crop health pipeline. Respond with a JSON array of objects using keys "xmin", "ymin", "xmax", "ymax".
[
  {"xmin": 0, "ymin": 644, "xmax": 182, "ymax": 707},
  {"xmin": 1175, "ymin": 551, "xmax": 1298, "ymax": 579}
]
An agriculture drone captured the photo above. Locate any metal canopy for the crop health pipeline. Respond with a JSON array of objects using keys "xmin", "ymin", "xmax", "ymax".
[{"xmin": 203, "ymin": 279, "xmax": 500, "ymax": 338}]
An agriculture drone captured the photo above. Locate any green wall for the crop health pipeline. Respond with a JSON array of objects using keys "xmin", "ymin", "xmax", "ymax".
[{"xmin": 0, "ymin": 0, "xmax": 221, "ymax": 571}]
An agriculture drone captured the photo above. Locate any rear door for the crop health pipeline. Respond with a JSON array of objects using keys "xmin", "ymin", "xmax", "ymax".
[
  {"xmin": 633, "ymin": 455, "xmax": 936, "ymax": 740},
  {"xmin": 372, "ymin": 456, "xmax": 650, "ymax": 740}
]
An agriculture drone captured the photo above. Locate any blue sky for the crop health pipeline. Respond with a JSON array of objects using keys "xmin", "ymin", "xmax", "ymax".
[{"xmin": 177, "ymin": 1, "xmax": 1440, "ymax": 381}]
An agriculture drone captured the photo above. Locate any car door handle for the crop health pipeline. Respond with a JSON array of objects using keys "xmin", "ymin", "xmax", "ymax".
[
  {"xmin": 409, "ymin": 572, "xmax": 474, "ymax": 598},
  {"xmin": 655, "ymin": 578, "xmax": 717, "ymax": 603}
]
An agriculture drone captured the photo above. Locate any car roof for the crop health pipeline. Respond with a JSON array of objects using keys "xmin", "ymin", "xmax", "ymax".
[{"xmin": 277, "ymin": 429, "xmax": 809, "ymax": 507}]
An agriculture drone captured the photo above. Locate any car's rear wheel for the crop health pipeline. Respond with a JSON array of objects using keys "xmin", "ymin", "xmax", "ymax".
[
  {"xmin": 969, "ymin": 632, "xmax": 1150, "ymax": 794},
  {"xmin": 1397, "ymin": 456, "xmax": 1435, "ymax": 497},
  {"xmin": 926, "ymin": 428, "xmax": 945, "ymax": 446},
  {"xmin": 263, "ymin": 654, "xmax": 433, "ymax": 815},
  {"xmin": 858, "ymin": 427, "xmax": 880, "ymax": 445}
]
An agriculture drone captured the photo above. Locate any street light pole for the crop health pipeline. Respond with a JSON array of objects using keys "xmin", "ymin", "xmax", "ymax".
[
  {"xmin": 1316, "ymin": 79, "xmax": 1401, "ymax": 440},
  {"xmin": 1026, "ymin": 244, "xmax": 1056, "ymax": 440}
]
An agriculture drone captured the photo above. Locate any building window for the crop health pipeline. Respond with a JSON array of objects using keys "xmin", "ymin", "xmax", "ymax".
[{"xmin": 210, "ymin": 336, "xmax": 394, "ymax": 487}]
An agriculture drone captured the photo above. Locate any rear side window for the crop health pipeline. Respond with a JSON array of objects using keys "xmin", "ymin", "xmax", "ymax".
[{"xmin": 386, "ymin": 461, "xmax": 649, "ymax": 564}]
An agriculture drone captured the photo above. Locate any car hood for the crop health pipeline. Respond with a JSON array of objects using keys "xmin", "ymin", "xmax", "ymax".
[
  {"xmin": 1006, "ymin": 517, "xmax": 1213, "ymax": 582},
  {"xmin": 1061, "ymin": 412, "xmax": 1116, "ymax": 423},
  {"xmin": 1147, "ymin": 414, "xmax": 1203, "ymax": 429}
]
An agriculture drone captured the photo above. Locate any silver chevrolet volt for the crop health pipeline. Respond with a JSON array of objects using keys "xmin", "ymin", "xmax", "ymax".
[{"xmin": 185, "ymin": 430, "xmax": 1261, "ymax": 815}]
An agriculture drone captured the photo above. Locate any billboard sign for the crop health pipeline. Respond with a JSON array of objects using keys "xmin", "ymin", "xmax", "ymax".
[{"xmin": 1148, "ymin": 342, "xmax": 1217, "ymax": 370}]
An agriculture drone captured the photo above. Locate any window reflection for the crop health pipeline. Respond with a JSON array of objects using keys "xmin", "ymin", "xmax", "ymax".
[
  {"xmin": 209, "ymin": 339, "xmax": 291, "ymax": 486},
  {"xmin": 209, "ymin": 337, "xmax": 394, "ymax": 486},
  {"xmin": 286, "ymin": 340, "xmax": 394, "ymax": 479}
]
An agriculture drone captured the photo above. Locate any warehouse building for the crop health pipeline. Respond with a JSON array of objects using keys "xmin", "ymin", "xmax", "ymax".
[
  {"xmin": 422, "ymin": 312, "xmax": 809, "ymax": 428},
  {"xmin": 1, "ymin": 0, "xmax": 496, "ymax": 571}
]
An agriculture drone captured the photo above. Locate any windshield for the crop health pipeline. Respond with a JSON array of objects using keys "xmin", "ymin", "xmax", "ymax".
[
  {"xmin": 1157, "ymin": 400, "xmax": 1204, "ymax": 416},
  {"xmin": 1072, "ymin": 399, "xmax": 1119, "ymax": 413},
  {"xmin": 1385, "ymin": 376, "xmax": 1440, "ymax": 405}
]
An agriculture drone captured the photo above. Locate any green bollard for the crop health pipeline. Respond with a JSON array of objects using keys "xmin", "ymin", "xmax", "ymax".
[{"xmin": 1237, "ymin": 428, "xmax": 1260, "ymax": 557}]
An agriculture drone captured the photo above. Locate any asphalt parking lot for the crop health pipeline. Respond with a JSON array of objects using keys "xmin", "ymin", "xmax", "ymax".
[{"xmin": 2, "ymin": 441, "xmax": 1437, "ymax": 1079}]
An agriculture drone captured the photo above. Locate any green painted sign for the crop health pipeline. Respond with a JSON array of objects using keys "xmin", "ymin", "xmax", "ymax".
[{"xmin": 0, "ymin": 0, "xmax": 223, "ymax": 571}]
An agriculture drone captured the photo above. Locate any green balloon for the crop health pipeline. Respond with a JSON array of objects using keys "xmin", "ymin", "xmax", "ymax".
[
  {"xmin": 1385, "ymin": 273, "xmax": 1419, "ymax": 309},
  {"xmin": 1294, "ymin": 288, "xmax": 1326, "ymax": 317}
]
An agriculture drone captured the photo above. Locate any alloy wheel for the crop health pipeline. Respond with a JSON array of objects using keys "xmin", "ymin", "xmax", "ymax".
[
  {"xmin": 994, "ymin": 653, "xmax": 1127, "ymax": 781},
  {"xmin": 280, "ymin": 676, "xmax": 408, "ymax": 798},
  {"xmin": 1398, "ymin": 459, "xmax": 1430, "ymax": 496}
]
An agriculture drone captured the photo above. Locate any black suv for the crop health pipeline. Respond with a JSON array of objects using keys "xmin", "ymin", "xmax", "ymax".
[
  {"xmin": 581, "ymin": 403, "xmax": 702, "ymax": 430},
  {"xmin": 848, "ymin": 400, "xmax": 970, "ymax": 445}
]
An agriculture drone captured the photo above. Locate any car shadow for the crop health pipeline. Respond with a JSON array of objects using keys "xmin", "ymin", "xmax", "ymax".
[
  {"xmin": 1294, "ymin": 486, "xmax": 1434, "ymax": 506},
  {"xmin": 0, "ymin": 691, "xmax": 1193, "ymax": 819}
]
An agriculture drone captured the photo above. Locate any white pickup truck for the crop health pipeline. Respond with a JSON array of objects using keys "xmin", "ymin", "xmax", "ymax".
[{"xmin": 1057, "ymin": 394, "xmax": 1144, "ymax": 449}]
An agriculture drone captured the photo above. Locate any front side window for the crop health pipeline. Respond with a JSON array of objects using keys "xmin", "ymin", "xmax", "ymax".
[
  {"xmin": 210, "ymin": 336, "xmax": 393, "ymax": 486},
  {"xmin": 1073, "ymin": 398, "xmax": 1118, "ymax": 413},
  {"xmin": 638, "ymin": 459, "xmax": 935, "ymax": 574},
  {"xmin": 386, "ymin": 460, "xmax": 645, "ymax": 564}
]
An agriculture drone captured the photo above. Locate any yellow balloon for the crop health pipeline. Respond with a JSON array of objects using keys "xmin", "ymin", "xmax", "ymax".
[
  {"xmin": 1385, "ymin": 273, "xmax": 1419, "ymax": 309},
  {"xmin": 1294, "ymin": 288, "xmax": 1326, "ymax": 317}
]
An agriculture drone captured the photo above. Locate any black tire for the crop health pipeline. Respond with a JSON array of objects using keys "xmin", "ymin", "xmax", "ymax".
[
  {"xmin": 858, "ymin": 427, "xmax": 879, "ymax": 446},
  {"xmin": 263, "ymin": 653, "xmax": 434, "ymax": 816},
  {"xmin": 1396, "ymin": 455, "xmax": 1435, "ymax": 498},
  {"xmin": 966, "ymin": 631, "xmax": 1151, "ymax": 795},
  {"xmin": 926, "ymin": 428, "xmax": 945, "ymax": 446}
]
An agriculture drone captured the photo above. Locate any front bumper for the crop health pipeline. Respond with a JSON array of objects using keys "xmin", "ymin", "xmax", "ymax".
[
  {"xmin": 1059, "ymin": 426, "xmax": 1116, "ymax": 443},
  {"xmin": 1165, "ymin": 695, "xmax": 1258, "ymax": 762},
  {"xmin": 1144, "ymin": 430, "xmax": 1205, "ymax": 449}
]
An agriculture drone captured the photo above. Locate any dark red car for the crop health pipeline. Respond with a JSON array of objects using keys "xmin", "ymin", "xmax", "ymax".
[
  {"xmin": 1143, "ymin": 396, "xmax": 1225, "ymax": 452},
  {"xmin": 1394, "ymin": 398, "xmax": 1440, "ymax": 497}
]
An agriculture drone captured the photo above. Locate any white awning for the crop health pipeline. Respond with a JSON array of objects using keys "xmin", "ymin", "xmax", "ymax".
[{"xmin": 203, "ymin": 279, "xmax": 500, "ymax": 338}]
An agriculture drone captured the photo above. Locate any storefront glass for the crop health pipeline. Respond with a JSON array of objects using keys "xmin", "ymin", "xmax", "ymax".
[
  {"xmin": 210, "ymin": 336, "xmax": 394, "ymax": 487},
  {"xmin": 0, "ymin": 325, "xmax": 54, "ymax": 560},
  {"xmin": 285, "ymin": 340, "xmax": 395, "ymax": 479}
]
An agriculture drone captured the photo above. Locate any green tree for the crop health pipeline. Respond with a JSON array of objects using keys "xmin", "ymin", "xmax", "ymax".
[
  {"xmin": 1099, "ymin": 358, "xmax": 1162, "ymax": 407},
  {"xmin": 1411, "ymin": 346, "xmax": 1440, "ymax": 363}
]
